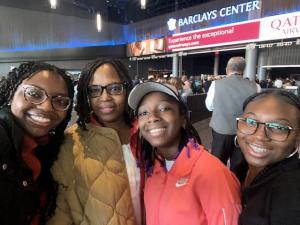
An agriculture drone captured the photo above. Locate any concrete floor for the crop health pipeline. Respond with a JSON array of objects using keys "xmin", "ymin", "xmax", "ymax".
[{"xmin": 193, "ymin": 118, "xmax": 212, "ymax": 151}]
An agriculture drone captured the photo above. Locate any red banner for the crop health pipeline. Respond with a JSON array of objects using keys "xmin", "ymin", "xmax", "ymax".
[{"xmin": 167, "ymin": 21, "xmax": 260, "ymax": 51}]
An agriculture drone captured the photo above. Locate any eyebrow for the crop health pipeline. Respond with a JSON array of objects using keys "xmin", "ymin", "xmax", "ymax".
[
  {"xmin": 138, "ymin": 99, "xmax": 176, "ymax": 110},
  {"xmin": 243, "ymin": 112, "xmax": 291, "ymax": 123},
  {"xmin": 27, "ymin": 84, "xmax": 69, "ymax": 97}
]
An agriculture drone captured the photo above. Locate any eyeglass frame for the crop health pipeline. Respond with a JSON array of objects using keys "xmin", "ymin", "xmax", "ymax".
[
  {"xmin": 22, "ymin": 84, "xmax": 71, "ymax": 111},
  {"xmin": 236, "ymin": 117, "xmax": 299, "ymax": 142},
  {"xmin": 87, "ymin": 82, "xmax": 127, "ymax": 98}
]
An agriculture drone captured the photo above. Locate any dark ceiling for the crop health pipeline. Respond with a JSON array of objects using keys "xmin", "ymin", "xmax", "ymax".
[{"xmin": 0, "ymin": 0, "xmax": 213, "ymax": 24}]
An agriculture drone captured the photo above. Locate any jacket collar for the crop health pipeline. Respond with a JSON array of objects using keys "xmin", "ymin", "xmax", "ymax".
[
  {"xmin": 153, "ymin": 139, "xmax": 205, "ymax": 177},
  {"xmin": 245, "ymin": 153, "xmax": 300, "ymax": 188}
]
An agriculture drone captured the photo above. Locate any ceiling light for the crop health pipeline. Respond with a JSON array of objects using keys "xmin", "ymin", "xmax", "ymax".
[
  {"xmin": 49, "ymin": 0, "xmax": 57, "ymax": 9},
  {"xmin": 96, "ymin": 13, "xmax": 102, "ymax": 32},
  {"xmin": 141, "ymin": 0, "xmax": 146, "ymax": 10}
]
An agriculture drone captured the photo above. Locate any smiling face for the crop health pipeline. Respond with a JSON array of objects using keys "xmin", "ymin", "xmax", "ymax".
[
  {"xmin": 89, "ymin": 63, "xmax": 126, "ymax": 126},
  {"xmin": 237, "ymin": 95, "xmax": 300, "ymax": 173},
  {"xmin": 137, "ymin": 92, "xmax": 185, "ymax": 159},
  {"xmin": 10, "ymin": 70, "xmax": 69, "ymax": 138}
]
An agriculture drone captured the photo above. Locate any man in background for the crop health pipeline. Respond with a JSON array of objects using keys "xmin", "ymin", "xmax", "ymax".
[{"xmin": 205, "ymin": 56, "xmax": 260, "ymax": 171}]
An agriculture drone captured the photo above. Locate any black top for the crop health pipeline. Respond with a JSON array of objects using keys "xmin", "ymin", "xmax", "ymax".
[
  {"xmin": 0, "ymin": 108, "xmax": 42, "ymax": 225},
  {"xmin": 239, "ymin": 154, "xmax": 300, "ymax": 225}
]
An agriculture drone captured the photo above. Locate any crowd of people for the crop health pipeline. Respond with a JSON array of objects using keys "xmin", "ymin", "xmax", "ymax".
[{"xmin": 0, "ymin": 58, "xmax": 299, "ymax": 225}]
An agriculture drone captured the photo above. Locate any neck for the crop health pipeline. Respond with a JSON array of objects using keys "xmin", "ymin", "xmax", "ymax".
[
  {"xmin": 104, "ymin": 119, "xmax": 130, "ymax": 145},
  {"xmin": 228, "ymin": 72, "xmax": 242, "ymax": 76},
  {"xmin": 157, "ymin": 139, "xmax": 181, "ymax": 160},
  {"xmin": 244, "ymin": 166, "xmax": 264, "ymax": 187}
]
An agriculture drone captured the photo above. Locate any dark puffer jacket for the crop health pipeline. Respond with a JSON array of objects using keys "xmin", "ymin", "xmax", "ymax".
[{"xmin": 0, "ymin": 108, "xmax": 41, "ymax": 225}]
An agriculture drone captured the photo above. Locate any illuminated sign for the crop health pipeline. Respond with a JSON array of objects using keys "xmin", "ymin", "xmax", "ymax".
[
  {"xmin": 167, "ymin": 21, "xmax": 260, "ymax": 51},
  {"xmin": 260, "ymin": 11, "xmax": 300, "ymax": 41},
  {"xmin": 167, "ymin": 0, "xmax": 260, "ymax": 31},
  {"xmin": 166, "ymin": 11, "xmax": 300, "ymax": 52}
]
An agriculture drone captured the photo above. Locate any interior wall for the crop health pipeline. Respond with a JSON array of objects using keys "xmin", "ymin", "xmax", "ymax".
[{"xmin": 0, "ymin": 5, "xmax": 125, "ymax": 55}]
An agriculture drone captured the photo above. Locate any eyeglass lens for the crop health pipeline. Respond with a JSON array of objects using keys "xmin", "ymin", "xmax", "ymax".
[
  {"xmin": 237, "ymin": 118, "xmax": 291, "ymax": 141},
  {"xmin": 23, "ymin": 85, "xmax": 71, "ymax": 111},
  {"xmin": 88, "ymin": 83, "xmax": 124, "ymax": 98}
]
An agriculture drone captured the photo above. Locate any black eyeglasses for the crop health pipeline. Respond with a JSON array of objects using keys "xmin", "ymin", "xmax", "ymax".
[
  {"xmin": 236, "ymin": 117, "xmax": 299, "ymax": 142},
  {"xmin": 23, "ymin": 84, "xmax": 71, "ymax": 111},
  {"xmin": 87, "ymin": 83, "xmax": 126, "ymax": 98}
]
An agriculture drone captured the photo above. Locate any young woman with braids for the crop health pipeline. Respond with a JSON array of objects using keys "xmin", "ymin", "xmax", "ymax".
[
  {"xmin": 48, "ymin": 59, "xmax": 141, "ymax": 225},
  {"xmin": 128, "ymin": 81, "xmax": 241, "ymax": 225},
  {"xmin": 0, "ymin": 62, "xmax": 74, "ymax": 225}
]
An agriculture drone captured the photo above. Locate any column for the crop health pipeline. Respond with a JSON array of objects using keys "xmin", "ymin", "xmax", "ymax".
[
  {"xmin": 172, "ymin": 53, "xmax": 179, "ymax": 77},
  {"xmin": 244, "ymin": 43, "xmax": 258, "ymax": 81},
  {"xmin": 178, "ymin": 54, "xmax": 182, "ymax": 77},
  {"xmin": 213, "ymin": 51, "xmax": 220, "ymax": 75},
  {"xmin": 257, "ymin": 50, "xmax": 268, "ymax": 81}
]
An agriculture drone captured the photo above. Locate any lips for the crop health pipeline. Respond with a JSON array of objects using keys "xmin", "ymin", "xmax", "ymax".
[
  {"xmin": 148, "ymin": 127, "xmax": 166, "ymax": 137},
  {"xmin": 28, "ymin": 113, "xmax": 52, "ymax": 126},
  {"xmin": 248, "ymin": 143, "xmax": 270, "ymax": 157},
  {"xmin": 98, "ymin": 106, "xmax": 114, "ymax": 114},
  {"xmin": 97, "ymin": 103, "xmax": 115, "ymax": 114}
]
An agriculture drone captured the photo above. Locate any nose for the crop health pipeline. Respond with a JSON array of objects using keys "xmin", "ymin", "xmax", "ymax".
[
  {"xmin": 38, "ymin": 98, "xmax": 54, "ymax": 112},
  {"xmin": 254, "ymin": 124, "xmax": 270, "ymax": 141},
  {"xmin": 99, "ymin": 88, "xmax": 112, "ymax": 101},
  {"xmin": 147, "ymin": 111, "xmax": 161, "ymax": 123}
]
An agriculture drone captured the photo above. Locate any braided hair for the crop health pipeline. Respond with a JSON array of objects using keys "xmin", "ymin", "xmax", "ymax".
[
  {"xmin": 2, "ymin": 61, "xmax": 74, "ymax": 224},
  {"xmin": 137, "ymin": 93, "xmax": 201, "ymax": 176},
  {"xmin": 75, "ymin": 58, "xmax": 134, "ymax": 129}
]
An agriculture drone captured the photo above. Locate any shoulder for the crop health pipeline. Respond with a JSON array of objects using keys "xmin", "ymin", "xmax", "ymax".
[
  {"xmin": 272, "ymin": 165, "xmax": 300, "ymax": 189},
  {"xmin": 194, "ymin": 150, "xmax": 239, "ymax": 182}
]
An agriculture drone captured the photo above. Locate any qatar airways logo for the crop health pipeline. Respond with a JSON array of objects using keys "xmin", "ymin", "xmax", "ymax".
[{"xmin": 270, "ymin": 15, "xmax": 300, "ymax": 35}]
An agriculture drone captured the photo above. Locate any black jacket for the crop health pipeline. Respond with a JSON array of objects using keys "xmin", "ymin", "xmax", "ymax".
[
  {"xmin": 239, "ymin": 154, "xmax": 300, "ymax": 225},
  {"xmin": 0, "ymin": 108, "xmax": 42, "ymax": 225}
]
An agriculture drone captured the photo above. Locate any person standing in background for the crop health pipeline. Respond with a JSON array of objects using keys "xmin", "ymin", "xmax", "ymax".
[{"xmin": 205, "ymin": 56, "xmax": 260, "ymax": 171}]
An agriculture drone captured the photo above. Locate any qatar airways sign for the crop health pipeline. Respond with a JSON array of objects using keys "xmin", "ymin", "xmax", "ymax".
[
  {"xmin": 260, "ymin": 12, "xmax": 300, "ymax": 41},
  {"xmin": 167, "ymin": 0, "xmax": 260, "ymax": 31}
]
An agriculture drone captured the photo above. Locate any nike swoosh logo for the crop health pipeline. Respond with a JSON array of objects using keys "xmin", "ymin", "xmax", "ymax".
[{"xmin": 175, "ymin": 178, "xmax": 189, "ymax": 188}]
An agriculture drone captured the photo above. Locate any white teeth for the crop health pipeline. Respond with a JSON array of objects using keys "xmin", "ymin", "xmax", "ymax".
[
  {"xmin": 149, "ymin": 128, "xmax": 165, "ymax": 135},
  {"xmin": 250, "ymin": 144, "xmax": 268, "ymax": 153},
  {"xmin": 30, "ymin": 115, "xmax": 51, "ymax": 123}
]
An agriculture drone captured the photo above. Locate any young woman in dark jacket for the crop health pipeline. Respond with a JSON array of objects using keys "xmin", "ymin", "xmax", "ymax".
[
  {"xmin": 236, "ymin": 90, "xmax": 300, "ymax": 225},
  {"xmin": 0, "ymin": 62, "xmax": 74, "ymax": 225}
]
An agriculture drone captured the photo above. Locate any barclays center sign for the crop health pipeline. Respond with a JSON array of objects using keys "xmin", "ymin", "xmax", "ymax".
[{"xmin": 167, "ymin": 0, "xmax": 260, "ymax": 31}]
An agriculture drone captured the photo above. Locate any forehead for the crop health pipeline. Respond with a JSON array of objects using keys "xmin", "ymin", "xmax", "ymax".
[
  {"xmin": 23, "ymin": 70, "xmax": 68, "ymax": 94},
  {"xmin": 244, "ymin": 95, "xmax": 299, "ymax": 120},
  {"xmin": 139, "ymin": 92, "xmax": 178, "ymax": 108},
  {"xmin": 90, "ymin": 63, "xmax": 121, "ymax": 84}
]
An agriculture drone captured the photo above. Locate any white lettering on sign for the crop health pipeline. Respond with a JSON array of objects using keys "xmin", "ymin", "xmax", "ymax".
[
  {"xmin": 219, "ymin": 1, "xmax": 260, "ymax": 17},
  {"xmin": 169, "ymin": 0, "xmax": 260, "ymax": 31}
]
